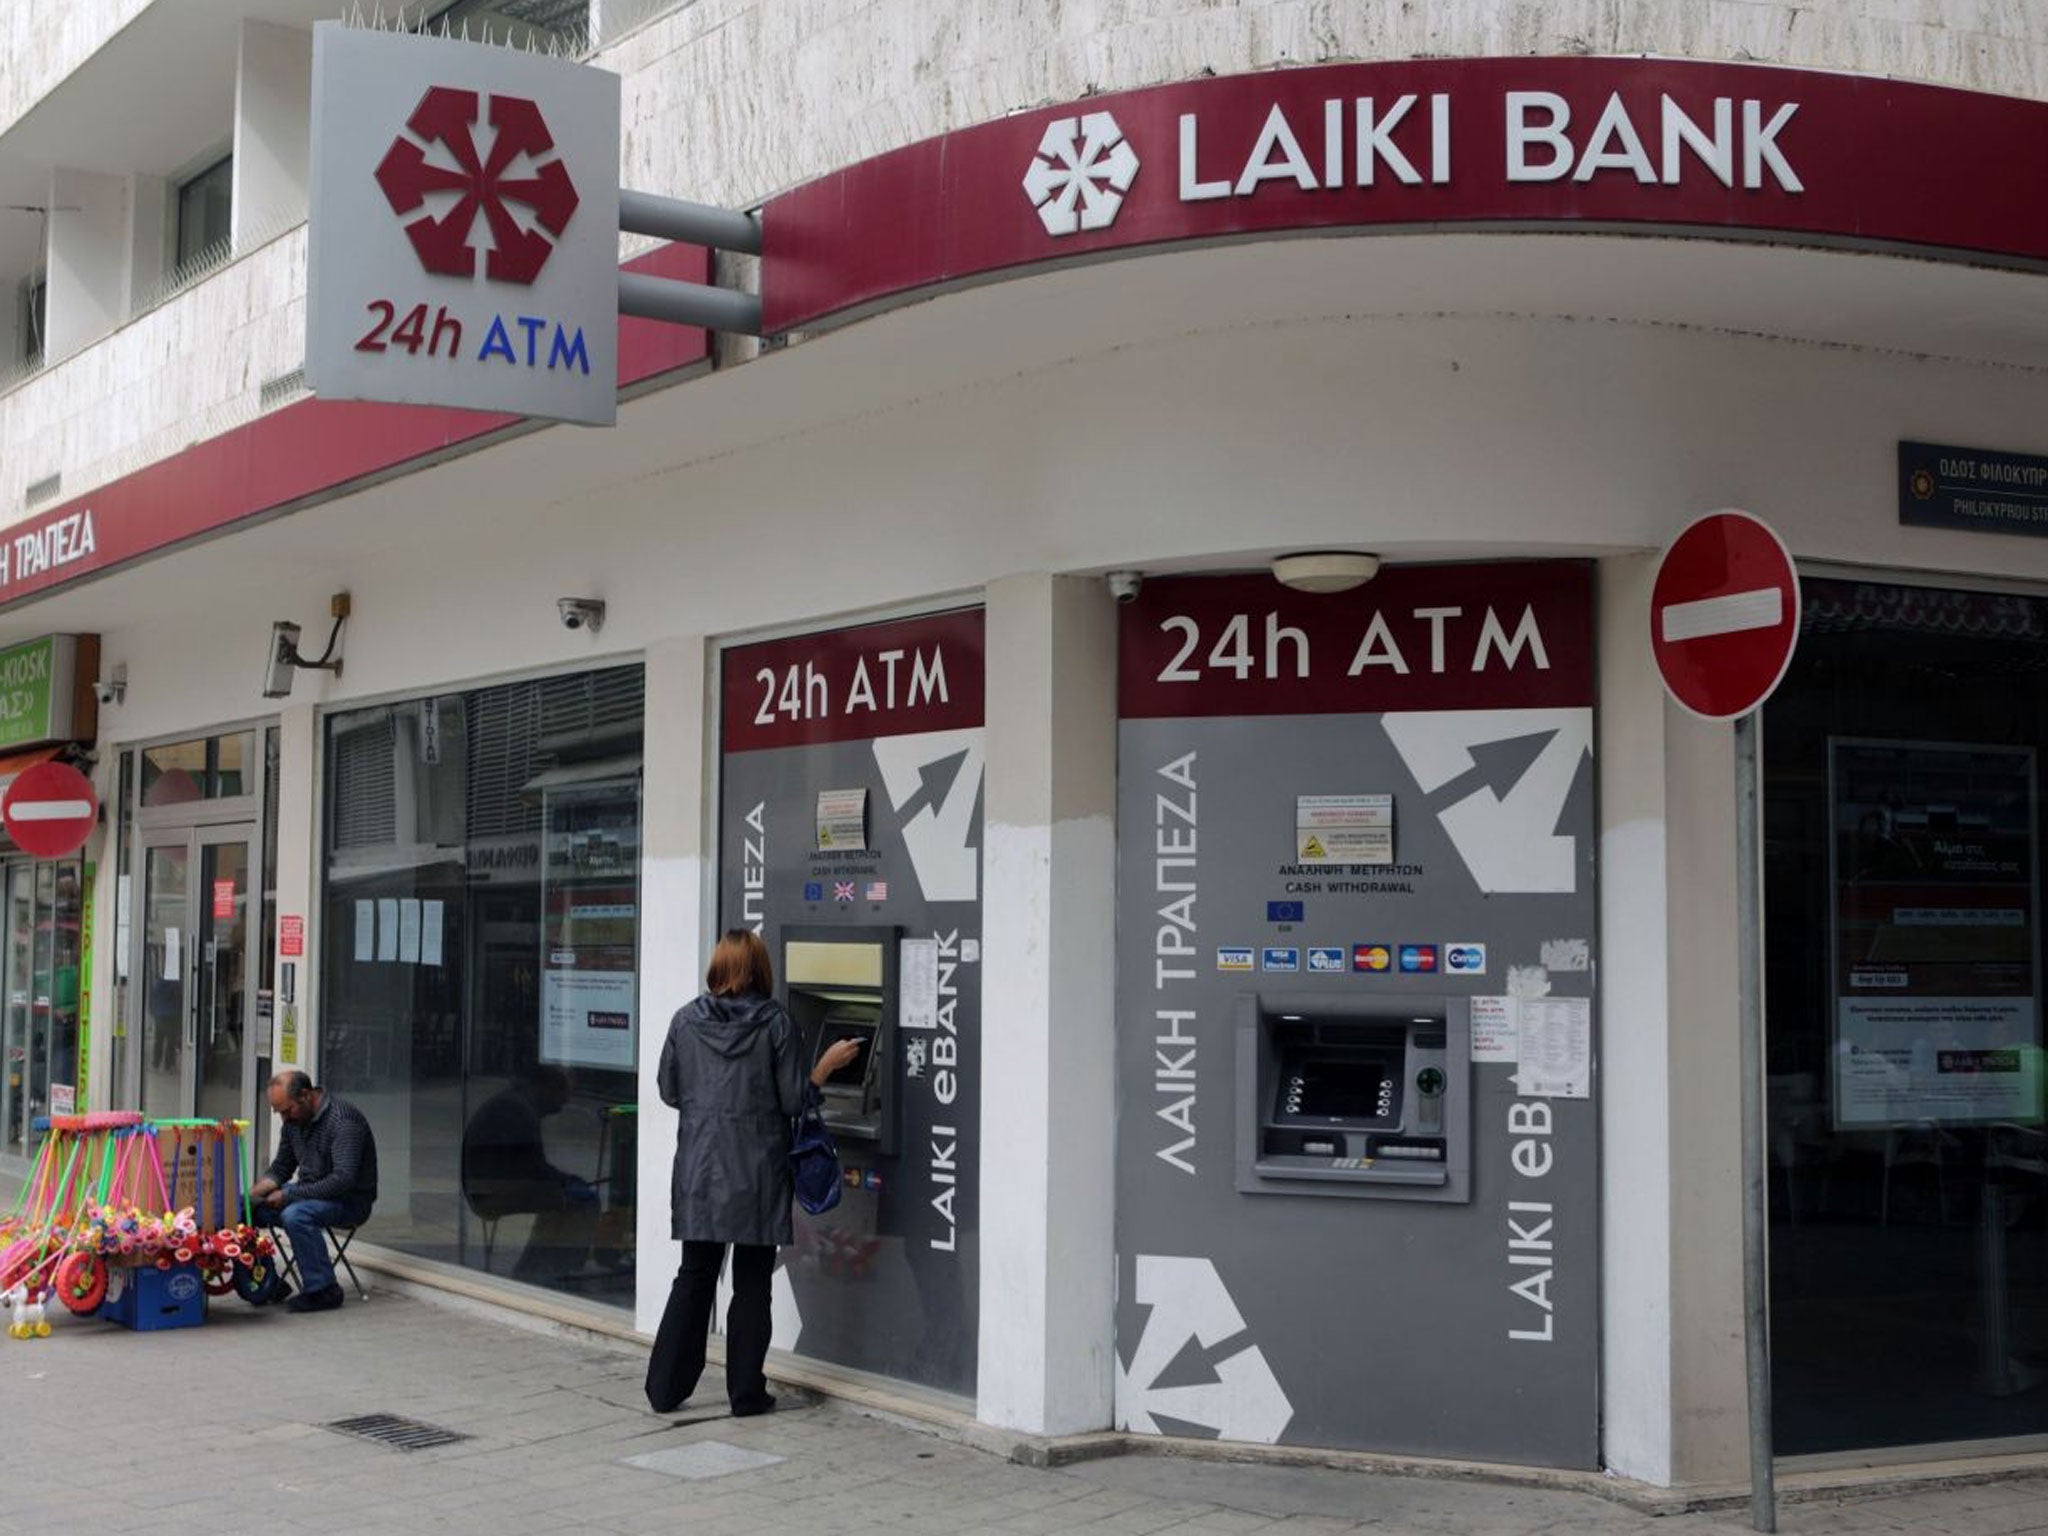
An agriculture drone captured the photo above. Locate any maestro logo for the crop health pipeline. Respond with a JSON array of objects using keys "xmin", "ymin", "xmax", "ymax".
[
  {"xmin": 375, "ymin": 86, "xmax": 581, "ymax": 284},
  {"xmin": 1022, "ymin": 110, "xmax": 1140, "ymax": 236}
]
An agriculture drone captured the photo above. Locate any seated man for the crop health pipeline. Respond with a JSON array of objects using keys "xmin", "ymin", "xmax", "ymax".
[{"xmin": 248, "ymin": 1070, "xmax": 378, "ymax": 1314}]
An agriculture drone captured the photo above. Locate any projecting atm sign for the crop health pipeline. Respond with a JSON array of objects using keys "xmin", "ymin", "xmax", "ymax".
[{"xmin": 306, "ymin": 23, "xmax": 621, "ymax": 425}]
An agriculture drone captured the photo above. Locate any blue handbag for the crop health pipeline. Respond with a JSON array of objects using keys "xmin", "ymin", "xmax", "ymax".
[{"xmin": 790, "ymin": 1086, "xmax": 843, "ymax": 1216}]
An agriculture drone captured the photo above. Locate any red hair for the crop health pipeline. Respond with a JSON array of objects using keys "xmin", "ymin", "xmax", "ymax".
[{"xmin": 706, "ymin": 928, "xmax": 774, "ymax": 998}]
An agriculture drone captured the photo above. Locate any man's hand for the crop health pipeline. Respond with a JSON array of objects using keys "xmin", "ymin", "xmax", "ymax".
[
  {"xmin": 810, "ymin": 1037, "xmax": 863, "ymax": 1087},
  {"xmin": 263, "ymin": 1189, "xmax": 287, "ymax": 1210}
]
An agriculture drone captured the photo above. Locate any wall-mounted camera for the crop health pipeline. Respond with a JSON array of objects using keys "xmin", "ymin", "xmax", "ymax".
[
  {"xmin": 94, "ymin": 663, "xmax": 126, "ymax": 707},
  {"xmin": 1106, "ymin": 571, "xmax": 1143, "ymax": 605},
  {"xmin": 261, "ymin": 593, "xmax": 350, "ymax": 700},
  {"xmin": 557, "ymin": 597, "xmax": 606, "ymax": 634}
]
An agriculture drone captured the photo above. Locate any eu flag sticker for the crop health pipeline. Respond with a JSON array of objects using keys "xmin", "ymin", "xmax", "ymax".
[
  {"xmin": 1266, "ymin": 900, "xmax": 1305, "ymax": 924},
  {"xmin": 803, "ymin": 882, "xmax": 824, "ymax": 902}
]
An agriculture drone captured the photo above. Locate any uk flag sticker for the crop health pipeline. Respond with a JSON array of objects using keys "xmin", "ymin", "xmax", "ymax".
[{"xmin": 834, "ymin": 881, "xmax": 856, "ymax": 903}]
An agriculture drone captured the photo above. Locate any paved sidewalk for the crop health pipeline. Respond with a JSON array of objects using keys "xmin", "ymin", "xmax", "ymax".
[{"xmin": 0, "ymin": 1282, "xmax": 2044, "ymax": 1536}]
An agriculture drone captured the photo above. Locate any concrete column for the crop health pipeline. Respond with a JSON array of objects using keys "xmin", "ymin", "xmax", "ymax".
[
  {"xmin": 1597, "ymin": 553, "xmax": 1676, "ymax": 1483},
  {"xmin": 635, "ymin": 634, "xmax": 712, "ymax": 1335},
  {"xmin": 127, "ymin": 175, "xmax": 169, "ymax": 309},
  {"xmin": 271, "ymin": 703, "xmax": 318, "ymax": 1074},
  {"xmin": 977, "ymin": 573, "xmax": 1118, "ymax": 1435},
  {"xmin": 44, "ymin": 168, "xmax": 129, "ymax": 363},
  {"xmin": 232, "ymin": 20, "xmax": 312, "ymax": 247},
  {"xmin": 1595, "ymin": 553, "xmax": 1750, "ymax": 1487}
]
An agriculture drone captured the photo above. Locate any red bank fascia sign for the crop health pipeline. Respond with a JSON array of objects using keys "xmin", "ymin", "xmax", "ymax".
[{"xmin": 765, "ymin": 56, "xmax": 2048, "ymax": 330}]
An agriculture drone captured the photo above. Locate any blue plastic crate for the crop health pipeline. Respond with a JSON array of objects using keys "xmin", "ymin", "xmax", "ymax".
[{"xmin": 103, "ymin": 1262, "xmax": 206, "ymax": 1331}]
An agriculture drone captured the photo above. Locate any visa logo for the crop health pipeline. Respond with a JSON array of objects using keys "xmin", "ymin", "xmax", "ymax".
[{"xmin": 1262, "ymin": 947, "xmax": 1300, "ymax": 972}]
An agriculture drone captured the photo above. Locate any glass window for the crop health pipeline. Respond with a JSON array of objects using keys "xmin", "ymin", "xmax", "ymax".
[
  {"xmin": 1765, "ymin": 576, "xmax": 2048, "ymax": 1454},
  {"xmin": 111, "ymin": 749, "xmax": 134, "ymax": 1101},
  {"xmin": 141, "ymin": 732, "xmax": 255, "ymax": 806},
  {"xmin": 320, "ymin": 667, "xmax": 643, "ymax": 1305},
  {"xmin": 17, "ymin": 273, "xmax": 44, "ymax": 368},
  {"xmin": 175, "ymin": 156, "xmax": 233, "ymax": 270}
]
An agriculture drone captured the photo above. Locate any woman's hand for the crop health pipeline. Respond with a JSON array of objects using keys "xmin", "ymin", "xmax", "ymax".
[{"xmin": 811, "ymin": 1037, "xmax": 863, "ymax": 1086}]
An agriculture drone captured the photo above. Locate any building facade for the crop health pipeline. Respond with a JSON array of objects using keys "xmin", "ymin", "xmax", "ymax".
[{"xmin": 1, "ymin": 0, "xmax": 2046, "ymax": 1490}]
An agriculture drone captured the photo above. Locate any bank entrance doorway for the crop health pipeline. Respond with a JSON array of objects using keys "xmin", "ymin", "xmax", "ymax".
[
  {"xmin": 1764, "ymin": 575, "xmax": 2048, "ymax": 1457},
  {"xmin": 115, "ymin": 727, "xmax": 278, "ymax": 1134},
  {"xmin": 138, "ymin": 824, "xmax": 257, "ymax": 1122}
]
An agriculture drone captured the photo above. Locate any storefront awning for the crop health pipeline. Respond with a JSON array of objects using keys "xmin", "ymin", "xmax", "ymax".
[{"xmin": 0, "ymin": 744, "xmax": 68, "ymax": 798}]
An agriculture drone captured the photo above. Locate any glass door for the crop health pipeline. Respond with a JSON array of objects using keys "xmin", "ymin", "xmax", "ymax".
[
  {"xmin": 0, "ymin": 865, "xmax": 30, "ymax": 1155},
  {"xmin": 138, "ymin": 825, "xmax": 256, "ymax": 1122}
]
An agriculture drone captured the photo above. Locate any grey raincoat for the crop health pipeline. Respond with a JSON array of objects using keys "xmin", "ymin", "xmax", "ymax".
[{"xmin": 657, "ymin": 991, "xmax": 806, "ymax": 1246}]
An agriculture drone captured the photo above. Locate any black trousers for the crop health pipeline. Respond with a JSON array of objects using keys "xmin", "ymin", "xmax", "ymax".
[{"xmin": 645, "ymin": 1240, "xmax": 776, "ymax": 1414}]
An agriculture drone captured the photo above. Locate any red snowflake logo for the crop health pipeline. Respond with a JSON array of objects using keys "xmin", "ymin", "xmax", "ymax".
[{"xmin": 374, "ymin": 86, "xmax": 580, "ymax": 285}]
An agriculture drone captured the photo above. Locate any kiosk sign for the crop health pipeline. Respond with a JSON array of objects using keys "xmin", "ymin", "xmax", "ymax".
[{"xmin": 306, "ymin": 23, "xmax": 622, "ymax": 425}]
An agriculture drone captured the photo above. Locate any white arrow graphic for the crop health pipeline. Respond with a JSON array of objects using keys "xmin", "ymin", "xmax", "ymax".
[
  {"xmin": 1381, "ymin": 709, "xmax": 1594, "ymax": 895},
  {"xmin": 873, "ymin": 728, "xmax": 984, "ymax": 904},
  {"xmin": 1115, "ymin": 1255, "xmax": 1294, "ymax": 1444},
  {"xmin": 1023, "ymin": 111, "xmax": 1140, "ymax": 235}
]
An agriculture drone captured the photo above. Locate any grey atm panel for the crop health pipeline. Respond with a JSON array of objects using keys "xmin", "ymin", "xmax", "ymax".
[
  {"xmin": 1236, "ymin": 994, "xmax": 1471, "ymax": 1202},
  {"xmin": 782, "ymin": 925, "xmax": 902, "ymax": 1158}
]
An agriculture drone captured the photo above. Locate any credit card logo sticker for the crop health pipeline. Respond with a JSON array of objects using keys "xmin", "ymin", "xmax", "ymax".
[
  {"xmin": 1307, "ymin": 947, "xmax": 1346, "ymax": 973},
  {"xmin": 1445, "ymin": 943, "xmax": 1487, "ymax": 975},
  {"xmin": 1262, "ymin": 947, "xmax": 1299, "ymax": 972},
  {"xmin": 1217, "ymin": 947, "xmax": 1255, "ymax": 972},
  {"xmin": 1399, "ymin": 944, "xmax": 1439, "ymax": 973},
  {"xmin": 1353, "ymin": 944, "xmax": 1392, "ymax": 972}
]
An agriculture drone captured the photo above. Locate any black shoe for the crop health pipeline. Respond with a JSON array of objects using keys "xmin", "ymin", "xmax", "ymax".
[
  {"xmin": 286, "ymin": 1283, "xmax": 344, "ymax": 1314},
  {"xmin": 266, "ymin": 1276, "xmax": 295, "ymax": 1306},
  {"xmin": 730, "ymin": 1394, "xmax": 776, "ymax": 1418}
]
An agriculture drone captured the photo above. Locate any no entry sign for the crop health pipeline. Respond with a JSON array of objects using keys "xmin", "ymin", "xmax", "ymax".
[
  {"xmin": 1651, "ymin": 510, "xmax": 1801, "ymax": 720},
  {"xmin": 3, "ymin": 759, "xmax": 98, "ymax": 858}
]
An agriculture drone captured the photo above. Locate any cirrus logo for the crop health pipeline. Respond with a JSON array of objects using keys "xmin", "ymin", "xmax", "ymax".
[
  {"xmin": 374, "ymin": 86, "xmax": 581, "ymax": 284},
  {"xmin": 1445, "ymin": 943, "xmax": 1488, "ymax": 975},
  {"xmin": 1022, "ymin": 111, "xmax": 1140, "ymax": 236}
]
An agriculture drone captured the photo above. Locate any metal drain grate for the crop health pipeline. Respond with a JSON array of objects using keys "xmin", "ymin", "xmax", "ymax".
[{"xmin": 325, "ymin": 1413, "xmax": 471, "ymax": 1451}]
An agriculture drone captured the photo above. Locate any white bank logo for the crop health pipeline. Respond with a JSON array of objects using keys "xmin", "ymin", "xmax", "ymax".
[
  {"xmin": 1116, "ymin": 1255, "xmax": 1293, "ymax": 1443},
  {"xmin": 1022, "ymin": 111, "xmax": 1140, "ymax": 235}
]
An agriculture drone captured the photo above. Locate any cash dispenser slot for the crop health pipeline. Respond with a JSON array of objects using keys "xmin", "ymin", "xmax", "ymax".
[
  {"xmin": 1236, "ymin": 994, "xmax": 1470, "ymax": 1203},
  {"xmin": 782, "ymin": 925, "xmax": 903, "ymax": 1157}
]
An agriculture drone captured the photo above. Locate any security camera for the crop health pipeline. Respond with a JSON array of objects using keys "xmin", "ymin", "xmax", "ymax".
[
  {"xmin": 557, "ymin": 597, "xmax": 606, "ymax": 634},
  {"xmin": 94, "ymin": 665, "xmax": 126, "ymax": 707},
  {"xmin": 1106, "ymin": 571, "xmax": 1143, "ymax": 605}
]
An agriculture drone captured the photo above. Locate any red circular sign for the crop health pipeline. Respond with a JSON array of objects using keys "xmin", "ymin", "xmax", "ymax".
[
  {"xmin": 1651, "ymin": 510, "xmax": 1800, "ymax": 721},
  {"xmin": 3, "ymin": 761, "xmax": 99, "ymax": 859}
]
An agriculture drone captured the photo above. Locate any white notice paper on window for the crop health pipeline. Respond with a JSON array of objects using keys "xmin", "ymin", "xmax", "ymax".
[
  {"xmin": 1470, "ymin": 995, "xmax": 1519, "ymax": 1063},
  {"xmin": 377, "ymin": 899, "xmax": 399, "ymax": 962},
  {"xmin": 421, "ymin": 900, "xmax": 444, "ymax": 968},
  {"xmin": 355, "ymin": 900, "xmax": 374, "ymax": 962},
  {"xmin": 399, "ymin": 899, "xmax": 422, "ymax": 963},
  {"xmin": 899, "ymin": 937, "xmax": 939, "ymax": 1031},
  {"xmin": 1516, "ymin": 996, "xmax": 1591, "ymax": 1098},
  {"xmin": 164, "ymin": 926, "xmax": 181, "ymax": 982}
]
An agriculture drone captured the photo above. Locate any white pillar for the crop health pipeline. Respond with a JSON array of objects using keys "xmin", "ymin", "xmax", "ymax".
[
  {"xmin": 977, "ymin": 572, "xmax": 1118, "ymax": 1435},
  {"xmin": 43, "ymin": 169, "xmax": 129, "ymax": 363},
  {"xmin": 1596, "ymin": 553, "xmax": 1749, "ymax": 1487},
  {"xmin": 232, "ymin": 20, "xmax": 312, "ymax": 247},
  {"xmin": 271, "ymin": 703, "xmax": 318, "ymax": 1074},
  {"xmin": 635, "ymin": 634, "xmax": 711, "ymax": 1335}
]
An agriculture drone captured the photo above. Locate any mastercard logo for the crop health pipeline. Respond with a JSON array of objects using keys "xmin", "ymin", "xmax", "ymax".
[{"xmin": 1352, "ymin": 944, "xmax": 1392, "ymax": 972}]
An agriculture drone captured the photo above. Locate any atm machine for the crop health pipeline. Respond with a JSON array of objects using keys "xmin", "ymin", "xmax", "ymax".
[
  {"xmin": 1236, "ymin": 994, "xmax": 1471, "ymax": 1202},
  {"xmin": 781, "ymin": 925, "xmax": 902, "ymax": 1157}
]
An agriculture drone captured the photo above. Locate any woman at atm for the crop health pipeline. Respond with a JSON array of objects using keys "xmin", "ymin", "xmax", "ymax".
[{"xmin": 645, "ymin": 928, "xmax": 860, "ymax": 1416}]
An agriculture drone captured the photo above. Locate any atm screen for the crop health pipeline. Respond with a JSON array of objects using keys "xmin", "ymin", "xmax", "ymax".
[
  {"xmin": 820, "ymin": 1023, "xmax": 876, "ymax": 1086},
  {"xmin": 1284, "ymin": 1058, "xmax": 1391, "ymax": 1121}
]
